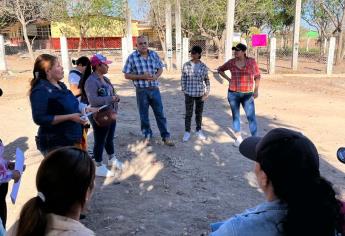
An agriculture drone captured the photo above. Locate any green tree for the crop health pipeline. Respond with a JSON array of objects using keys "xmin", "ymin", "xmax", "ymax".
[
  {"xmin": 48, "ymin": 0, "xmax": 125, "ymax": 52},
  {"xmin": 317, "ymin": 0, "xmax": 345, "ymax": 64},
  {"xmin": 1, "ymin": 0, "xmax": 49, "ymax": 60},
  {"xmin": 302, "ymin": 0, "xmax": 332, "ymax": 56}
]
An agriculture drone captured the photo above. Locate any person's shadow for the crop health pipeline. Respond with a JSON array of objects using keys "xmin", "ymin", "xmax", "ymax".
[{"xmin": 3, "ymin": 137, "xmax": 29, "ymax": 160}]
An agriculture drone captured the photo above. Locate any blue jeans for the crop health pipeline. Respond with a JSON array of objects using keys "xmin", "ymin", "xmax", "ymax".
[
  {"xmin": 89, "ymin": 116, "xmax": 116, "ymax": 163},
  {"xmin": 136, "ymin": 87, "xmax": 170, "ymax": 140},
  {"xmin": 227, "ymin": 91, "xmax": 257, "ymax": 136}
]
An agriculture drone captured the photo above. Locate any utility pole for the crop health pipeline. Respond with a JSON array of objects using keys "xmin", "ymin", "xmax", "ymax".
[
  {"xmin": 0, "ymin": 35, "xmax": 7, "ymax": 72},
  {"xmin": 225, "ymin": 0, "xmax": 236, "ymax": 61},
  {"xmin": 60, "ymin": 35, "xmax": 70, "ymax": 82},
  {"xmin": 175, "ymin": 0, "xmax": 182, "ymax": 70},
  {"xmin": 292, "ymin": 0, "xmax": 301, "ymax": 70},
  {"xmin": 165, "ymin": 2, "xmax": 173, "ymax": 71},
  {"xmin": 126, "ymin": 0, "xmax": 133, "ymax": 53}
]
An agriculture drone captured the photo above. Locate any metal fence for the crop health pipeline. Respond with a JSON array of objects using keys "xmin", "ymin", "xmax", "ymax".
[{"xmin": 3, "ymin": 34, "xmax": 345, "ymax": 74}]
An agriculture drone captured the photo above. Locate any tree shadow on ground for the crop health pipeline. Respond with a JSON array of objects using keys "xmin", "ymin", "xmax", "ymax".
[
  {"xmin": 3, "ymin": 137, "xmax": 29, "ymax": 161},
  {"xmin": 83, "ymin": 75, "xmax": 345, "ymax": 236}
]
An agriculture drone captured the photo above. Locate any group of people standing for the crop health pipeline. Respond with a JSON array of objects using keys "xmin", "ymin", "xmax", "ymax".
[
  {"xmin": 2, "ymin": 35, "xmax": 345, "ymax": 236},
  {"xmin": 30, "ymin": 36, "xmax": 262, "ymax": 174}
]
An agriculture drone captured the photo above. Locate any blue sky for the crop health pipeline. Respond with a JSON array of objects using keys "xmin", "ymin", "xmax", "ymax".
[{"xmin": 129, "ymin": 0, "xmax": 149, "ymax": 20}]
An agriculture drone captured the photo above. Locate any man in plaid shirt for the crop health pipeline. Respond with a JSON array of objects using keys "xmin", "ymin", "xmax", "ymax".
[
  {"xmin": 181, "ymin": 45, "xmax": 210, "ymax": 142},
  {"xmin": 123, "ymin": 35, "xmax": 174, "ymax": 146},
  {"xmin": 218, "ymin": 43, "xmax": 261, "ymax": 147}
]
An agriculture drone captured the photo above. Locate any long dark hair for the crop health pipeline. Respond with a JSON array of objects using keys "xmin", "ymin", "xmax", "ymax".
[
  {"xmin": 30, "ymin": 54, "xmax": 57, "ymax": 94},
  {"xmin": 75, "ymin": 56, "xmax": 91, "ymax": 103},
  {"xmin": 16, "ymin": 147, "xmax": 95, "ymax": 236},
  {"xmin": 259, "ymin": 138, "xmax": 343, "ymax": 236}
]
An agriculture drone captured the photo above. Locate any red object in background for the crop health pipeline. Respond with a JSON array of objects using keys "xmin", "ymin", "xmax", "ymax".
[
  {"xmin": 51, "ymin": 37, "xmax": 137, "ymax": 50},
  {"xmin": 252, "ymin": 34, "xmax": 267, "ymax": 47}
]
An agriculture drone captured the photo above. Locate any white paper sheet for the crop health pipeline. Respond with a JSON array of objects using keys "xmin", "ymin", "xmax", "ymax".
[
  {"xmin": 80, "ymin": 104, "xmax": 109, "ymax": 120},
  {"xmin": 10, "ymin": 148, "xmax": 25, "ymax": 204}
]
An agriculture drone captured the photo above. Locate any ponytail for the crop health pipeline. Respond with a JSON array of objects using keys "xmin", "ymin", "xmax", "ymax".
[
  {"xmin": 71, "ymin": 59, "xmax": 77, "ymax": 65},
  {"xmin": 14, "ymin": 147, "xmax": 95, "ymax": 235},
  {"xmin": 16, "ymin": 197, "xmax": 47, "ymax": 236}
]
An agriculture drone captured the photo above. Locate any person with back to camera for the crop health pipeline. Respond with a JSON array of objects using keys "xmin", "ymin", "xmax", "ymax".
[
  {"xmin": 210, "ymin": 128, "xmax": 345, "ymax": 236},
  {"xmin": 69, "ymin": 56, "xmax": 93, "ymax": 152},
  {"xmin": 68, "ymin": 56, "xmax": 92, "ymax": 99},
  {"xmin": 217, "ymin": 43, "xmax": 261, "ymax": 147},
  {"xmin": 30, "ymin": 54, "xmax": 97, "ymax": 156},
  {"xmin": 7, "ymin": 146, "xmax": 96, "ymax": 236}
]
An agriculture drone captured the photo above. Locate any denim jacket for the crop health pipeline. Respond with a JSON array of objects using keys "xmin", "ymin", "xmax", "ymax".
[
  {"xmin": 30, "ymin": 79, "xmax": 83, "ymax": 145},
  {"xmin": 210, "ymin": 200, "xmax": 287, "ymax": 236}
]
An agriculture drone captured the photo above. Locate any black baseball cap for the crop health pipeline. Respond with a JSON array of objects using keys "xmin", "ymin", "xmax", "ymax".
[
  {"xmin": 239, "ymin": 128, "xmax": 320, "ymax": 174},
  {"xmin": 190, "ymin": 45, "xmax": 202, "ymax": 54},
  {"xmin": 232, "ymin": 43, "xmax": 247, "ymax": 52}
]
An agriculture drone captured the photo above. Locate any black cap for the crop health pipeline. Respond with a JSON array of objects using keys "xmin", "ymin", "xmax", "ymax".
[
  {"xmin": 232, "ymin": 43, "xmax": 247, "ymax": 52},
  {"xmin": 190, "ymin": 45, "xmax": 202, "ymax": 54},
  {"xmin": 239, "ymin": 128, "xmax": 319, "ymax": 173}
]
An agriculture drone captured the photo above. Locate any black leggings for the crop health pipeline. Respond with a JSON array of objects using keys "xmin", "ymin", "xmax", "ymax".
[{"xmin": 0, "ymin": 183, "xmax": 8, "ymax": 228}]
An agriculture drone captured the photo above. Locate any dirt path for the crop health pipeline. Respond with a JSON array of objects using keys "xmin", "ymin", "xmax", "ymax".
[{"xmin": 1, "ymin": 55, "xmax": 345, "ymax": 235}]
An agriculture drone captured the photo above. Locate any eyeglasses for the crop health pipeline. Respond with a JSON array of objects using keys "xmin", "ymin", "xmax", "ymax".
[{"xmin": 138, "ymin": 42, "xmax": 147, "ymax": 45}]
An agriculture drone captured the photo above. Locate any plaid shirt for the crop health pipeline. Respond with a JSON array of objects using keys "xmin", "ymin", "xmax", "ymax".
[
  {"xmin": 181, "ymin": 61, "xmax": 210, "ymax": 97},
  {"xmin": 218, "ymin": 57, "xmax": 261, "ymax": 93},
  {"xmin": 122, "ymin": 50, "xmax": 164, "ymax": 88}
]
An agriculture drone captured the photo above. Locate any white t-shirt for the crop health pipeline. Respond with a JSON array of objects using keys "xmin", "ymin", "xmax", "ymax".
[{"xmin": 68, "ymin": 69, "xmax": 82, "ymax": 85}]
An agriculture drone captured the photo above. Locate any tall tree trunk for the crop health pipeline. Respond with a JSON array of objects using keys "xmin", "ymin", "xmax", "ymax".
[
  {"xmin": 213, "ymin": 37, "xmax": 222, "ymax": 59},
  {"xmin": 78, "ymin": 30, "xmax": 84, "ymax": 53},
  {"xmin": 21, "ymin": 23, "xmax": 34, "ymax": 61},
  {"xmin": 335, "ymin": 30, "xmax": 343, "ymax": 64},
  {"xmin": 156, "ymin": 29, "xmax": 166, "ymax": 56},
  {"xmin": 341, "ymin": 33, "xmax": 345, "ymax": 59}
]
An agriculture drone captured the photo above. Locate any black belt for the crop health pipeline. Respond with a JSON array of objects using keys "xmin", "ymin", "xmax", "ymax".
[{"xmin": 137, "ymin": 87, "xmax": 159, "ymax": 90}]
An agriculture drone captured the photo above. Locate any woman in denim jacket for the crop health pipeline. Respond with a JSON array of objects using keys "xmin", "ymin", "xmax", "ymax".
[
  {"xmin": 85, "ymin": 54, "xmax": 123, "ymax": 178},
  {"xmin": 210, "ymin": 128, "xmax": 344, "ymax": 236},
  {"xmin": 30, "ymin": 54, "xmax": 94, "ymax": 156}
]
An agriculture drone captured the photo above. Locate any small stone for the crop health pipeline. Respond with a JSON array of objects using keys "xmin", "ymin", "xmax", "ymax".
[
  {"xmin": 207, "ymin": 213, "xmax": 217, "ymax": 219},
  {"xmin": 116, "ymin": 215, "xmax": 125, "ymax": 222}
]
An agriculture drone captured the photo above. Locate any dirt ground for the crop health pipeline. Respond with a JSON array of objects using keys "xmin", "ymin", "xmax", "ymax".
[{"xmin": 1, "ymin": 54, "xmax": 345, "ymax": 235}]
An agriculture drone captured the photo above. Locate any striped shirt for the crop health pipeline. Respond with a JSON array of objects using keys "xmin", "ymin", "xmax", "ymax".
[
  {"xmin": 218, "ymin": 57, "xmax": 261, "ymax": 93},
  {"xmin": 122, "ymin": 50, "xmax": 164, "ymax": 88},
  {"xmin": 181, "ymin": 60, "xmax": 210, "ymax": 97}
]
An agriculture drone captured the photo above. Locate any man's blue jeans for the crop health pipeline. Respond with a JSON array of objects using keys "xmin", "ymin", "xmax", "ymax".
[
  {"xmin": 227, "ymin": 91, "xmax": 257, "ymax": 136},
  {"xmin": 136, "ymin": 87, "xmax": 170, "ymax": 140}
]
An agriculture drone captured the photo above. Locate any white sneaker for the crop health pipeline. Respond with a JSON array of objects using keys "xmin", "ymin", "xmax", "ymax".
[
  {"xmin": 95, "ymin": 164, "xmax": 115, "ymax": 177},
  {"xmin": 108, "ymin": 158, "xmax": 124, "ymax": 170},
  {"xmin": 233, "ymin": 136, "xmax": 243, "ymax": 147},
  {"xmin": 196, "ymin": 130, "xmax": 206, "ymax": 140},
  {"xmin": 182, "ymin": 132, "xmax": 191, "ymax": 142}
]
